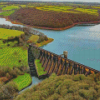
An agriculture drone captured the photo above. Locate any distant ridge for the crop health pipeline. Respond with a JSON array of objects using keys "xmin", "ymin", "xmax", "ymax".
[{"xmin": 0, "ymin": 0, "xmax": 100, "ymax": 4}]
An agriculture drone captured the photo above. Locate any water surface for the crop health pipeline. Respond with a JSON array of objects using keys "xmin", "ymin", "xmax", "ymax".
[{"xmin": 35, "ymin": 25, "xmax": 100, "ymax": 71}]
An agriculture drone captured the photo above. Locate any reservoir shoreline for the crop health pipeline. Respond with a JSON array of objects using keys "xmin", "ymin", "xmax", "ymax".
[{"xmin": 4, "ymin": 16, "xmax": 100, "ymax": 31}]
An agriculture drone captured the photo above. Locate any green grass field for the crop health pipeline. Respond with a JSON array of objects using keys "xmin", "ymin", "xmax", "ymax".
[
  {"xmin": 20, "ymin": 5, "xmax": 26, "ymax": 8},
  {"xmin": 36, "ymin": 6, "xmax": 74, "ymax": 12},
  {"xmin": 0, "ymin": 45, "xmax": 28, "ymax": 68},
  {"xmin": 2, "ymin": 5, "xmax": 20, "ymax": 10},
  {"xmin": 75, "ymin": 8, "xmax": 99, "ymax": 16},
  {"xmin": 35, "ymin": 59, "xmax": 47, "ymax": 76},
  {"xmin": 0, "ymin": 28, "xmax": 24, "ymax": 39},
  {"xmin": 0, "ymin": 10, "xmax": 15, "ymax": 16},
  {"xmin": 13, "ymin": 73, "xmax": 32, "ymax": 91},
  {"xmin": 36, "ymin": 6, "xmax": 99, "ymax": 15}
]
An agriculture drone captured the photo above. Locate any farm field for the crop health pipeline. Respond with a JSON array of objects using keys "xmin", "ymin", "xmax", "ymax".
[
  {"xmin": 2, "ymin": 5, "xmax": 20, "ymax": 10},
  {"xmin": 0, "ymin": 10, "xmax": 15, "ymax": 16},
  {"xmin": 0, "ymin": 28, "xmax": 24, "ymax": 39},
  {"xmin": 36, "ymin": 6, "xmax": 99, "ymax": 15},
  {"xmin": 0, "ymin": 45, "xmax": 28, "ymax": 68}
]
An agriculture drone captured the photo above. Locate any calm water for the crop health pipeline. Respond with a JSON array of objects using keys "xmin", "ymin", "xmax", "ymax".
[
  {"xmin": 0, "ymin": 18, "xmax": 23, "ymax": 27},
  {"xmin": 35, "ymin": 25, "xmax": 100, "ymax": 71}
]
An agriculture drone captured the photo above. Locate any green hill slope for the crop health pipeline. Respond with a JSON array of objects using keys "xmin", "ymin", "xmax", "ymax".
[{"xmin": 14, "ymin": 73, "xmax": 100, "ymax": 100}]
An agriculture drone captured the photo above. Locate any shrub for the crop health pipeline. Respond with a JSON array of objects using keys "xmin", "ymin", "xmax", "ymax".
[
  {"xmin": 98, "ymin": 89, "xmax": 100, "ymax": 97},
  {"xmin": 44, "ymin": 35, "xmax": 48, "ymax": 41},
  {"xmin": 68, "ymin": 85, "xmax": 79, "ymax": 93},
  {"xmin": 40, "ymin": 90, "xmax": 49, "ymax": 98},
  {"xmin": 73, "ymin": 75, "xmax": 80, "ymax": 81},
  {"xmin": 6, "ymin": 73, "xmax": 11, "ymax": 79},
  {"xmin": 47, "ymin": 93, "xmax": 60, "ymax": 100},
  {"xmin": 55, "ymin": 85, "xmax": 62, "ymax": 94},
  {"xmin": 9, "ymin": 70, "xmax": 17, "ymax": 78},
  {"xmin": 60, "ymin": 89, "xmax": 68, "ymax": 97},
  {"xmin": 97, "ymin": 81, "xmax": 100, "ymax": 85},
  {"xmin": 0, "ymin": 81, "xmax": 18, "ymax": 100},
  {"xmin": 61, "ymin": 79, "xmax": 74, "ymax": 89},
  {"xmin": 78, "ymin": 83, "xmax": 90, "ymax": 90},
  {"xmin": 64, "ymin": 93, "xmax": 73, "ymax": 100},
  {"xmin": 37, "ymin": 36, "xmax": 45, "ymax": 43},
  {"xmin": 79, "ymin": 89, "xmax": 97, "ymax": 99},
  {"xmin": 79, "ymin": 74, "xmax": 86, "ymax": 80},
  {"xmin": 74, "ymin": 95, "xmax": 84, "ymax": 100}
]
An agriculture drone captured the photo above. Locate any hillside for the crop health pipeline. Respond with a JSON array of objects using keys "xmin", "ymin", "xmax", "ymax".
[
  {"xmin": 9, "ymin": 7, "xmax": 100, "ymax": 30},
  {"xmin": 14, "ymin": 73, "xmax": 100, "ymax": 100}
]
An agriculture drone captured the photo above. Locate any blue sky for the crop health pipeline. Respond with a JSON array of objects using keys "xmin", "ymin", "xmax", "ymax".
[{"xmin": 6, "ymin": 0, "xmax": 100, "ymax": 3}]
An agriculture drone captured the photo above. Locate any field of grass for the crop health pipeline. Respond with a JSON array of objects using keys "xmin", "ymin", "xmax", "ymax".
[
  {"xmin": 36, "ymin": 6, "xmax": 99, "ymax": 15},
  {"xmin": 0, "ymin": 40, "xmax": 18, "ymax": 48},
  {"xmin": 92, "ymin": 6, "xmax": 100, "ymax": 9},
  {"xmin": 0, "ymin": 47, "xmax": 28, "ymax": 68},
  {"xmin": 2, "ymin": 5, "xmax": 20, "ymax": 10},
  {"xmin": 0, "ymin": 40, "xmax": 28, "ymax": 68},
  {"xmin": 35, "ymin": 59, "xmax": 47, "ymax": 76},
  {"xmin": 13, "ymin": 73, "xmax": 32, "ymax": 91},
  {"xmin": 0, "ymin": 28, "xmax": 24, "ymax": 39},
  {"xmin": 75, "ymin": 8, "xmax": 99, "ymax": 16},
  {"xmin": 20, "ymin": 5, "xmax": 26, "ymax": 8},
  {"xmin": 36, "ymin": 6, "xmax": 76, "ymax": 13},
  {"xmin": 0, "ymin": 10, "xmax": 15, "ymax": 16},
  {"xmin": 27, "ymin": 35, "xmax": 39, "ymax": 43}
]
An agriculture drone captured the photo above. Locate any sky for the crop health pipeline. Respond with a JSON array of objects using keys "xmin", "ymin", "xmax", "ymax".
[{"xmin": 3, "ymin": 0, "xmax": 100, "ymax": 3}]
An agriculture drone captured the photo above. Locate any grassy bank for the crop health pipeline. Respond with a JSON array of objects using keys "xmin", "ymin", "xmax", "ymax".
[
  {"xmin": 13, "ymin": 73, "xmax": 32, "ymax": 91},
  {"xmin": 35, "ymin": 59, "xmax": 47, "ymax": 76}
]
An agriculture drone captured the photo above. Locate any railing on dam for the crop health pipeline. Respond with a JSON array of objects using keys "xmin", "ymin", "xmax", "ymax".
[{"xmin": 29, "ymin": 44, "xmax": 100, "ymax": 76}]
